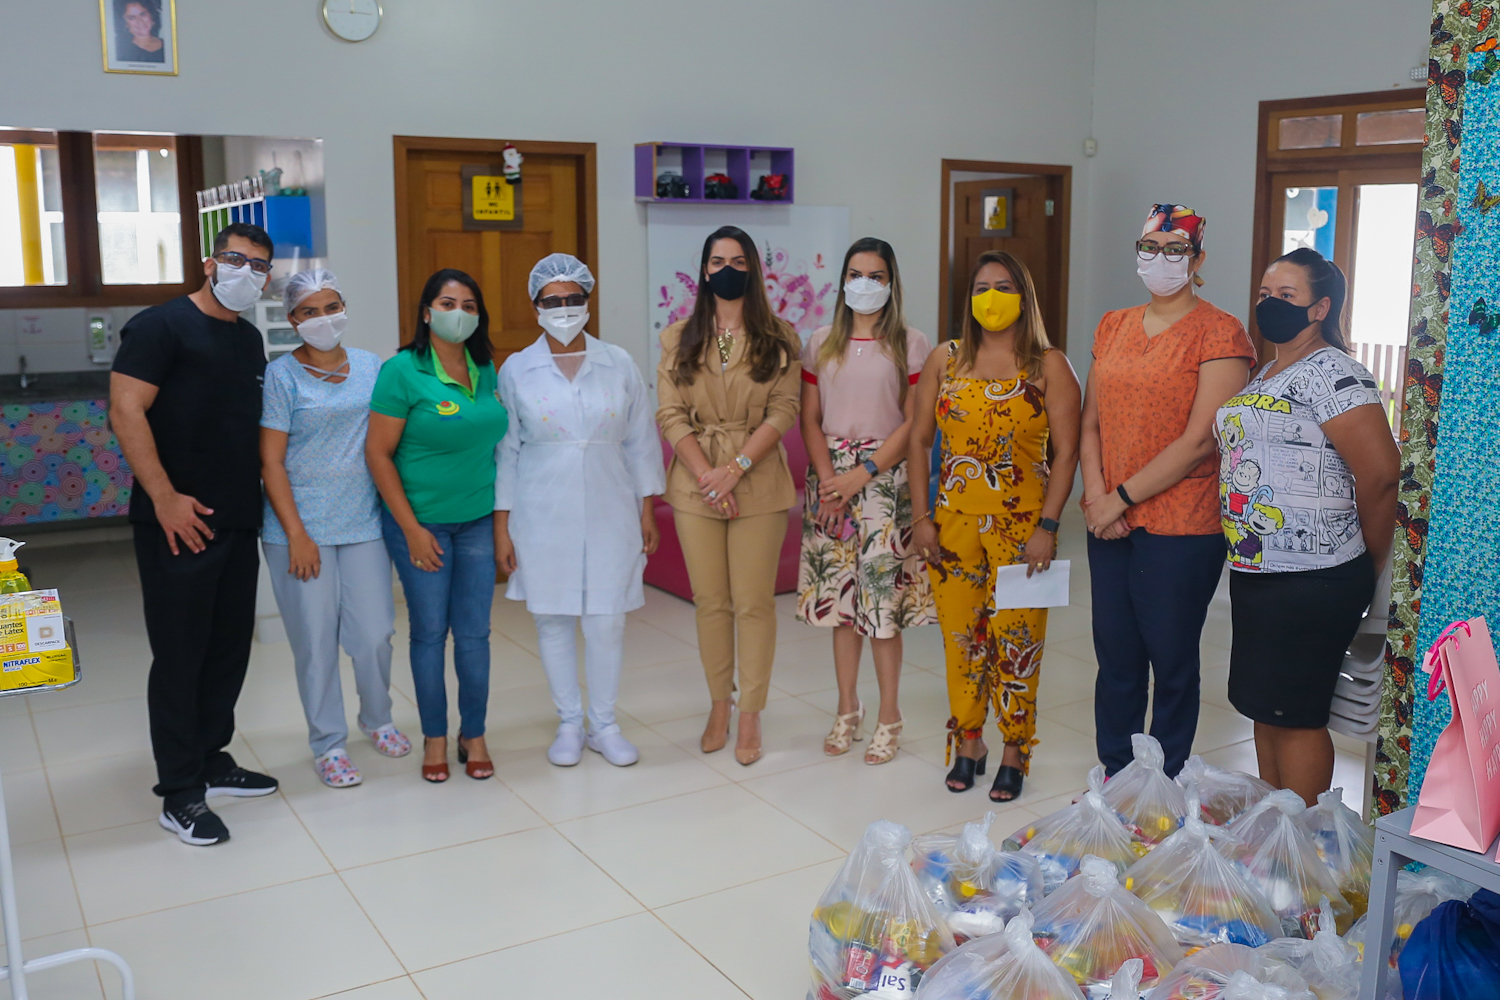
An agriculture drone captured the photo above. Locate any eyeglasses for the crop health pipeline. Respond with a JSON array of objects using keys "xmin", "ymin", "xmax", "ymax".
[
  {"xmin": 538, "ymin": 293, "xmax": 588, "ymax": 309},
  {"xmin": 214, "ymin": 251, "xmax": 273, "ymax": 274},
  {"xmin": 1136, "ymin": 240, "xmax": 1196, "ymax": 262}
]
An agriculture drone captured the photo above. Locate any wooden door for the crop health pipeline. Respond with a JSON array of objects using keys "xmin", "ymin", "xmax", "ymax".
[
  {"xmin": 951, "ymin": 175, "xmax": 1063, "ymax": 347},
  {"xmin": 393, "ymin": 137, "xmax": 597, "ymax": 365}
]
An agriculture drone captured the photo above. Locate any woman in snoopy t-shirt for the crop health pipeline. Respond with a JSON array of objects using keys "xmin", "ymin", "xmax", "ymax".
[{"xmin": 1214, "ymin": 247, "xmax": 1398, "ymax": 806}]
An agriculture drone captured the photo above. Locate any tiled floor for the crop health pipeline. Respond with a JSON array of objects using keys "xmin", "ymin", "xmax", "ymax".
[{"xmin": 0, "ymin": 519, "xmax": 1368, "ymax": 999}]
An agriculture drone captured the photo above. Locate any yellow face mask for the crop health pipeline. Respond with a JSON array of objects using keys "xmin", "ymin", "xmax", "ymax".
[{"xmin": 971, "ymin": 289, "xmax": 1023, "ymax": 332}]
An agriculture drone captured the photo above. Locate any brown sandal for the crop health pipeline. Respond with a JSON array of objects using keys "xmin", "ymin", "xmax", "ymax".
[
  {"xmin": 456, "ymin": 736, "xmax": 493, "ymax": 780},
  {"xmin": 421, "ymin": 737, "xmax": 449, "ymax": 783}
]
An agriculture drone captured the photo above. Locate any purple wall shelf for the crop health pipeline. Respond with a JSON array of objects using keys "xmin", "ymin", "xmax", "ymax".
[{"xmin": 634, "ymin": 143, "xmax": 794, "ymax": 205}]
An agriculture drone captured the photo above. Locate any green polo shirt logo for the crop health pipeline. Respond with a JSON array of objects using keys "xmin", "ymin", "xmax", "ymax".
[{"xmin": 435, "ymin": 400, "xmax": 461, "ymax": 417}]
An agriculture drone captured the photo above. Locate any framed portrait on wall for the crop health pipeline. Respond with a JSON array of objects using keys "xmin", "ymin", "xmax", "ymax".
[{"xmin": 100, "ymin": 0, "xmax": 178, "ymax": 75}]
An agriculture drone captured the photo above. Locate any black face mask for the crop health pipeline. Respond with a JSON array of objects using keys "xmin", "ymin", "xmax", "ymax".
[
  {"xmin": 707, "ymin": 265, "xmax": 749, "ymax": 301},
  {"xmin": 1255, "ymin": 296, "xmax": 1315, "ymax": 344}
]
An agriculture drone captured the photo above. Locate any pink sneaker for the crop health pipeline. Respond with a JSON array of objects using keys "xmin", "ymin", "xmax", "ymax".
[
  {"xmin": 314, "ymin": 748, "xmax": 362, "ymax": 788},
  {"xmin": 364, "ymin": 724, "xmax": 412, "ymax": 758}
]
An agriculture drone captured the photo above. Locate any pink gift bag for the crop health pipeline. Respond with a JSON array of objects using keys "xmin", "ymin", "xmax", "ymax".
[{"xmin": 1410, "ymin": 617, "xmax": 1500, "ymax": 855}]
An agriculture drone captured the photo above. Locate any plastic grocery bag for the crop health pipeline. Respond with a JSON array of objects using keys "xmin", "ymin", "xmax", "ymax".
[
  {"xmin": 809, "ymin": 820, "xmax": 955, "ymax": 1000},
  {"xmin": 1143, "ymin": 943, "xmax": 1315, "ymax": 1000},
  {"xmin": 1226, "ymin": 791, "xmax": 1352, "ymax": 938},
  {"xmin": 1397, "ymin": 888, "xmax": 1500, "ymax": 1000},
  {"xmin": 1006, "ymin": 765, "xmax": 1149, "ymax": 892},
  {"xmin": 1345, "ymin": 868, "xmax": 1476, "ymax": 996},
  {"xmin": 1030, "ymin": 855, "xmax": 1184, "ymax": 994},
  {"xmin": 915, "ymin": 907, "xmax": 1085, "ymax": 1000},
  {"xmin": 1257, "ymin": 900, "xmax": 1360, "ymax": 999},
  {"xmin": 1295, "ymin": 789, "xmax": 1372, "ymax": 921},
  {"xmin": 912, "ymin": 813, "xmax": 1045, "ymax": 942},
  {"xmin": 1123, "ymin": 789, "xmax": 1282, "ymax": 950},
  {"xmin": 1176, "ymin": 755, "xmax": 1273, "ymax": 826},
  {"xmin": 1103, "ymin": 958, "xmax": 1144, "ymax": 1000},
  {"xmin": 1103, "ymin": 734, "xmax": 1190, "ymax": 847}
]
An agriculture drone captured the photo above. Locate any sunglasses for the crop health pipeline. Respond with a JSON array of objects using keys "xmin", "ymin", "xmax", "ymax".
[{"xmin": 537, "ymin": 293, "xmax": 588, "ymax": 310}]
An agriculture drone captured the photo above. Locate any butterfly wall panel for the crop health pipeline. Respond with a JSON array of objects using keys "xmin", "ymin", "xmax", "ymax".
[{"xmin": 1375, "ymin": 0, "xmax": 1500, "ymax": 816}]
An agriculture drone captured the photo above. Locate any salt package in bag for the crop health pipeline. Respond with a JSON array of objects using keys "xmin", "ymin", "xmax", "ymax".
[
  {"xmin": 1030, "ymin": 855, "xmax": 1184, "ymax": 996},
  {"xmin": 1143, "ymin": 943, "xmax": 1315, "ymax": 1000},
  {"xmin": 1123, "ymin": 789, "xmax": 1282, "ymax": 950},
  {"xmin": 809, "ymin": 820, "xmax": 954, "ymax": 1000},
  {"xmin": 1103, "ymin": 734, "xmax": 1190, "ymax": 847},
  {"xmin": 911, "ymin": 812, "xmax": 1044, "ymax": 942},
  {"xmin": 1006, "ymin": 765, "xmax": 1148, "ymax": 893},
  {"xmin": 1176, "ymin": 755, "xmax": 1273, "ymax": 826},
  {"xmin": 915, "ymin": 907, "xmax": 1085, "ymax": 1000},
  {"xmin": 1256, "ymin": 899, "xmax": 1360, "ymax": 1000},
  {"xmin": 1344, "ymin": 869, "xmax": 1475, "ymax": 998},
  {"xmin": 1294, "ymin": 789, "xmax": 1372, "ymax": 921},
  {"xmin": 1225, "ymin": 790, "xmax": 1352, "ymax": 938}
]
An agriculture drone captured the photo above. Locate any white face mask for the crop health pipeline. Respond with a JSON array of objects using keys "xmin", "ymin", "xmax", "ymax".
[
  {"xmin": 210, "ymin": 261, "xmax": 268, "ymax": 312},
  {"xmin": 295, "ymin": 311, "xmax": 347, "ymax": 352},
  {"xmin": 843, "ymin": 276, "xmax": 891, "ymax": 315},
  {"xmin": 537, "ymin": 306, "xmax": 588, "ymax": 345},
  {"xmin": 1136, "ymin": 253, "xmax": 1194, "ymax": 297}
]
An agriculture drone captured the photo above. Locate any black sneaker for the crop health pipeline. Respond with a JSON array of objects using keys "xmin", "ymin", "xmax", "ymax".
[
  {"xmin": 160, "ymin": 797, "xmax": 230, "ymax": 845},
  {"xmin": 204, "ymin": 767, "xmax": 279, "ymax": 799}
]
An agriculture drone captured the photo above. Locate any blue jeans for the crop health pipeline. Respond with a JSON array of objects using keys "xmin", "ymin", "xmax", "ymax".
[
  {"xmin": 381, "ymin": 508, "xmax": 495, "ymax": 739},
  {"xmin": 1087, "ymin": 528, "xmax": 1225, "ymax": 778}
]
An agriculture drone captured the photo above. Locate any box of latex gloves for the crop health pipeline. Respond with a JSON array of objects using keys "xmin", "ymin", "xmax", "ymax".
[{"xmin": 0, "ymin": 590, "xmax": 74, "ymax": 692}]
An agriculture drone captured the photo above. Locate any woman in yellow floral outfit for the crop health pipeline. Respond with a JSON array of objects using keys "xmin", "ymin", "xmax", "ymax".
[{"xmin": 908, "ymin": 250, "xmax": 1080, "ymax": 801}]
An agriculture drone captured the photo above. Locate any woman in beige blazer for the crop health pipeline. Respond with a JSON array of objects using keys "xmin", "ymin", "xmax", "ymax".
[{"xmin": 657, "ymin": 225, "xmax": 801, "ymax": 766}]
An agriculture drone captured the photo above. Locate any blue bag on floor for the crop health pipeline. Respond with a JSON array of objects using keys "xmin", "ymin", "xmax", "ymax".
[{"xmin": 1398, "ymin": 888, "xmax": 1500, "ymax": 1000}]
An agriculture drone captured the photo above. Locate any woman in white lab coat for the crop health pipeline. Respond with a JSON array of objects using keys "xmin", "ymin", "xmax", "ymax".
[{"xmin": 494, "ymin": 254, "xmax": 666, "ymax": 768}]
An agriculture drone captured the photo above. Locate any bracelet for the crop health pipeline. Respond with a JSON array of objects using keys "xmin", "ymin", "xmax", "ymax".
[
  {"xmin": 1117, "ymin": 483, "xmax": 1137, "ymax": 507},
  {"xmin": 913, "ymin": 512, "xmax": 932, "ymax": 525}
]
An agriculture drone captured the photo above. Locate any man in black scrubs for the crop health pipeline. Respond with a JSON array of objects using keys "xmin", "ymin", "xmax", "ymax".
[{"xmin": 111, "ymin": 223, "xmax": 280, "ymax": 845}]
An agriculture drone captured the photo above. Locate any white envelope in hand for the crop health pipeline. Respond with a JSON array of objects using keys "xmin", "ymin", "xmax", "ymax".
[{"xmin": 992, "ymin": 560, "xmax": 1070, "ymax": 611}]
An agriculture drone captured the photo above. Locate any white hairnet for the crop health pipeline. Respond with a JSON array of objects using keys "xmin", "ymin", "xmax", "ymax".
[
  {"xmin": 528, "ymin": 253, "xmax": 595, "ymax": 301},
  {"xmin": 283, "ymin": 268, "xmax": 341, "ymax": 314}
]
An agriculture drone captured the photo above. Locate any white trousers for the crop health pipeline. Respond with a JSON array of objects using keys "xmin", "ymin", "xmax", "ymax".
[
  {"xmin": 533, "ymin": 612, "xmax": 626, "ymax": 735},
  {"xmin": 263, "ymin": 539, "xmax": 396, "ymax": 757}
]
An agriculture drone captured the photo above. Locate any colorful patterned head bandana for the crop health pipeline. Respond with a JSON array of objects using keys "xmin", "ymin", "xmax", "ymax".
[{"xmin": 1142, "ymin": 204, "xmax": 1206, "ymax": 248}]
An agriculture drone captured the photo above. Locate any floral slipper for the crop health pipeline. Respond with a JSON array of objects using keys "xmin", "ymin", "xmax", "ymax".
[
  {"xmin": 314, "ymin": 748, "xmax": 362, "ymax": 788},
  {"xmin": 363, "ymin": 724, "xmax": 412, "ymax": 758}
]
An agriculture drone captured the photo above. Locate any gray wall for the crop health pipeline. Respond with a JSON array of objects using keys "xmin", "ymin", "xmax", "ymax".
[
  {"xmin": 2, "ymin": 0, "xmax": 1432, "ymax": 378},
  {"xmin": 1081, "ymin": 0, "xmax": 1430, "ymax": 374},
  {"xmin": 0, "ymin": 0, "xmax": 1099, "ymax": 372}
]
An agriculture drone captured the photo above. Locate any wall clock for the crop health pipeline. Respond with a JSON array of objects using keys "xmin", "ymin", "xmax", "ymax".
[{"xmin": 322, "ymin": 0, "xmax": 382, "ymax": 42}]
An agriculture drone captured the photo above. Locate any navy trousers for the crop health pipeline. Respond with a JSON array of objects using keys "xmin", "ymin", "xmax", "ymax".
[{"xmin": 1087, "ymin": 528, "xmax": 1225, "ymax": 777}]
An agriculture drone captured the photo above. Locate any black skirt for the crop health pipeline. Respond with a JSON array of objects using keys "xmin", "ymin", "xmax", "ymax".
[{"xmin": 1227, "ymin": 549, "xmax": 1376, "ymax": 729}]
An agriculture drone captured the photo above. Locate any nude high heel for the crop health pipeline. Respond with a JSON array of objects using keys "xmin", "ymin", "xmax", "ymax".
[{"xmin": 701, "ymin": 700, "xmax": 734, "ymax": 754}]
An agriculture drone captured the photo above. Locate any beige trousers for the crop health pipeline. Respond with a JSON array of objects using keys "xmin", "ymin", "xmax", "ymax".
[{"xmin": 673, "ymin": 509, "xmax": 787, "ymax": 712}]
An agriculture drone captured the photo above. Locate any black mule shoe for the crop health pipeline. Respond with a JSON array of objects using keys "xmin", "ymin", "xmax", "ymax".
[
  {"xmin": 989, "ymin": 765, "xmax": 1024, "ymax": 802},
  {"xmin": 945, "ymin": 753, "xmax": 988, "ymax": 792}
]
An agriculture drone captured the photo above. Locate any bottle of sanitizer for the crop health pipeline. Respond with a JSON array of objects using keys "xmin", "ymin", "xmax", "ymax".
[{"xmin": 0, "ymin": 538, "xmax": 32, "ymax": 594}]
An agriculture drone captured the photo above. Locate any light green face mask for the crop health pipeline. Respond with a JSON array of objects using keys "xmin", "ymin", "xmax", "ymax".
[{"xmin": 428, "ymin": 307, "xmax": 478, "ymax": 344}]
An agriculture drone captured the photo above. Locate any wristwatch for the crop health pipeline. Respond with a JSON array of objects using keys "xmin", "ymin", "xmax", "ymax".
[
  {"xmin": 1038, "ymin": 517, "xmax": 1060, "ymax": 534},
  {"xmin": 733, "ymin": 453, "xmax": 752, "ymax": 472},
  {"xmin": 861, "ymin": 458, "xmax": 880, "ymax": 477}
]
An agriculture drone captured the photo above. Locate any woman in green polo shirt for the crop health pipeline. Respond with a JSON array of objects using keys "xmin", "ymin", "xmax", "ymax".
[{"xmin": 366, "ymin": 268, "xmax": 509, "ymax": 782}]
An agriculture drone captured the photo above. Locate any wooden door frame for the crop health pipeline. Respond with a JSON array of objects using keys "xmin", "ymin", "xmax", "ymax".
[
  {"xmin": 1248, "ymin": 89, "xmax": 1424, "ymax": 353},
  {"xmin": 939, "ymin": 158, "xmax": 1072, "ymax": 348},
  {"xmin": 392, "ymin": 136, "xmax": 598, "ymax": 346}
]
